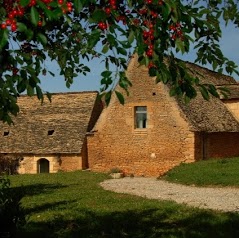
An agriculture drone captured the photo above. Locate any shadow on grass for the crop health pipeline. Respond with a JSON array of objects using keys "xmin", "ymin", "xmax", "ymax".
[
  {"xmin": 17, "ymin": 207, "xmax": 239, "ymax": 238},
  {"xmin": 11, "ymin": 183, "xmax": 67, "ymax": 197},
  {"xmin": 24, "ymin": 200, "xmax": 78, "ymax": 215}
]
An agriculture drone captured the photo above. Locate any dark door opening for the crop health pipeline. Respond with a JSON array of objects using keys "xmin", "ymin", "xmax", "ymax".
[{"xmin": 37, "ymin": 158, "xmax": 50, "ymax": 173}]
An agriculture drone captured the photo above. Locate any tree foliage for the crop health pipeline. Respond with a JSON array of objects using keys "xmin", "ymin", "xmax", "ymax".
[{"xmin": 0, "ymin": 0, "xmax": 239, "ymax": 123}]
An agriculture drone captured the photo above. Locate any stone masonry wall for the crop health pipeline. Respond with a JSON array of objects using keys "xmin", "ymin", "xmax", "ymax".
[
  {"xmin": 60, "ymin": 154, "xmax": 82, "ymax": 171},
  {"xmin": 18, "ymin": 153, "xmax": 82, "ymax": 174},
  {"xmin": 206, "ymin": 132, "xmax": 239, "ymax": 158},
  {"xmin": 18, "ymin": 154, "xmax": 60, "ymax": 174},
  {"xmin": 87, "ymin": 57, "xmax": 197, "ymax": 177},
  {"xmin": 223, "ymin": 100, "xmax": 239, "ymax": 121}
]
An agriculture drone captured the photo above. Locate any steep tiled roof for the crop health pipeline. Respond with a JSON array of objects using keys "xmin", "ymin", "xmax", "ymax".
[
  {"xmin": 175, "ymin": 62, "xmax": 239, "ymax": 132},
  {"xmin": 0, "ymin": 92, "xmax": 101, "ymax": 154},
  {"xmin": 219, "ymin": 84, "xmax": 239, "ymax": 100},
  {"xmin": 128, "ymin": 55, "xmax": 239, "ymax": 132}
]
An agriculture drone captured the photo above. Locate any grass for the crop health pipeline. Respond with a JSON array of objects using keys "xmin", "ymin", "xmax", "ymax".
[
  {"xmin": 5, "ymin": 167, "xmax": 239, "ymax": 238},
  {"xmin": 161, "ymin": 157, "xmax": 239, "ymax": 187}
]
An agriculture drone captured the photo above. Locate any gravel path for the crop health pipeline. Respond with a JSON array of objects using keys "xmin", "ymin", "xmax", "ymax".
[{"xmin": 100, "ymin": 177, "xmax": 239, "ymax": 213}]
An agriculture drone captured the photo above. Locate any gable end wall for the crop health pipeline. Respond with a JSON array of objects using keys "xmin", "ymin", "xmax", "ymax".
[{"xmin": 87, "ymin": 61, "xmax": 198, "ymax": 177}]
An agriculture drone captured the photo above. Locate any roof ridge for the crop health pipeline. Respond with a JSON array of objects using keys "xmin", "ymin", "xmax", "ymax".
[{"xmin": 18, "ymin": 91, "xmax": 99, "ymax": 98}]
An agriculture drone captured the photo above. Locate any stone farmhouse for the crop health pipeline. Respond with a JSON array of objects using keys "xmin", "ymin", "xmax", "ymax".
[
  {"xmin": 1, "ymin": 55, "xmax": 239, "ymax": 176},
  {"xmin": 0, "ymin": 92, "xmax": 103, "ymax": 174}
]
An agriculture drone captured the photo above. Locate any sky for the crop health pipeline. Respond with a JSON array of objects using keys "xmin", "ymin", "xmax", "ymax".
[{"xmin": 39, "ymin": 22, "xmax": 239, "ymax": 94}]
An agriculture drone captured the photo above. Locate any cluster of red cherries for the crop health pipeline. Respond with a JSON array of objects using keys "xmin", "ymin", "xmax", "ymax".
[
  {"xmin": 139, "ymin": 1, "xmax": 183, "ymax": 69},
  {"xmin": 97, "ymin": 0, "xmax": 120, "ymax": 30},
  {"xmin": 169, "ymin": 23, "xmax": 183, "ymax": 40},
  {"xmin": 0, "ymin": 0, "xmax": 73, "ymax": 31},
  {"xmin": 1, "ymin": 0, "xmax": 184, "ymax": 72}
]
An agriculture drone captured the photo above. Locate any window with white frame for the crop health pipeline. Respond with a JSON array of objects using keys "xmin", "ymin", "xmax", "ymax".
[{"xmin": 135, "ymin": 106, "xmax": 147, "ymax": 129}]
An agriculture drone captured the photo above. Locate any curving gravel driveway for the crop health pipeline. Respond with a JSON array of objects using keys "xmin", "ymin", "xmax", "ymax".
[{"xmin": 100, "ymin": 177, "xmax": 239, "ymax": 213}]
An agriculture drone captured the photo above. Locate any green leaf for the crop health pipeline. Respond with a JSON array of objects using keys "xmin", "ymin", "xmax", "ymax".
[
  {"xmin": 107, "ymin": 34, "xmax": 117, "ymax": 47},
  {"xmin": 169, "ymin": 87, "xmax": 177, "ymax": 97},
  {"xmin": 175, "ymin": 39, "xmax": 185, "ymax": 54},
  {"xmin": 27, "ymin": 85, "xmax": 34, "ymax": 96},
  {"xmin": 37, "ymin": 33, "xmax": 47, "ymax": 45},
  {"xmin": 117, "ymin": 47, "xmax": 127, "ymax": 56},
  {"xmin": 90, "ymin": 9, "xmax": 107, "ymax": 23},
  {"xmin": 17, "ymin": 80, "xmax": 26, "ymax": 93},
  {"xmin": 20, "ymin": 0, "xmax": 30, "ymax": 7},
  {"xmin": 199, "ymin": 85, "xmax": 209, "ymax": 100},
  {"xmin": 115, "ymin": 91, "xmax": 125, "ymax": 105},
  {"xmin": 36, "ymin": 85, "xmax": 43, "ymax": 100},
  {"xmin": 25, "ymin": 29, "xmax": 34, "ymax": 41},
  {"xmin": 88, "ymin": 30, "xmax": 101, "ymax": 48},
  {"xmin": 30, "ymin": 7, "xmax": 39, "ymax": 26},
  {"xmin": 17, "ymin": 22, "xmax": 27, "ymax": 32},
  {"xmin": 74, "ymin": 0, "xmax": 83, "ymax": 14},
  {"xmin": 105, "ymin": 91, "xmax": 112, "ymax": 106},
  {"xmin": 46, "ymin": 92, "xmax": 52, "ymax": 102},
  {"xmin": 128, "ymin": 30, "xmax": 135, "ymax": 44},
  {"xmin": 0, "ymin": 29, "xmax": 8, "ymax": 50},
  {"xmin": 149, "ymin": 66, "xmax": 157, "ymax": 77},
  {"xmin": 162, "ymin": 2, "xmax": 171, "ymax": 19},
  {"xmin": 208, "ymin": 84, "xmax": 219, "ymax": 97},
  {"xmin": 101, "ymin": 71, "xmax": 112, "ymax": 78},
  {"xmin": 102, "ymin": 44, "xmax": 109, "ymax": 54}
]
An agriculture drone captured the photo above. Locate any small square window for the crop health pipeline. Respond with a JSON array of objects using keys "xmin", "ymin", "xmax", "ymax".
[
  {"xmin": 3, "ymin": 131, "xmax": 9, "ymax": 136},
  {"xmin": 48, "ymin": 130, "xmax": 55, "ymax": 136},
  {"xmin": 135, "ymin": 106, "xmax": 147, "ymax": 129}
]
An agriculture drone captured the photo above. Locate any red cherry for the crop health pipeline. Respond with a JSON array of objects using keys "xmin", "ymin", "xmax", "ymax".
[
  {"xmin": 105, "ymin": 7, "xmax": 111, "ymax": 15},
  {"xmin": 18, "ymin": 9, "xmax": 24, "ymax": 16},
  {"xmin": 146, "ymin": 49, "xmax": 153, "ymax": 57},
  {"xmin": 11, "ymin": 23, "xmax": 17, "ymax": 32},
  {"xmin": 29, "ymin": 0, "xmax": 36, "ymax": 6},
  {"xmin": 1, "ymin": 23, "xmax": 7, "ymax": 29},
  {"xmin": 8, "ymin": 13, "xmax": 14, "ymax": 19},
  {"xmin": 38, "ymin": 21, "xmax": 43, "ymax": 27},
  {"xmin": 12, "ymin": 68, "xmax": 19, "ymax": 75},
  {"xmin": 98, "ymin": 22, "xmax": 107, "ymax": 30},
  {"xmin": 6, "ymin": 19, "xmax": 11, "ymax": 26},
  {"xmin": 148, "ymin": 62, "xmax": 156, "ymax": 69}
]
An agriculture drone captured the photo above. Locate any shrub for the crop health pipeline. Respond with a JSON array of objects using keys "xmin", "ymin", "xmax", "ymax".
[
  {"xmin": 0, "ymin": 155, "xmax": 22, "ymax": 175},
  {"xmin": 0, "ymin": 176, "xmax": 26, "ymax": 237},
  {"xmin": 110, "ymin": 167, "xmax": 122, "ymax": 173}
]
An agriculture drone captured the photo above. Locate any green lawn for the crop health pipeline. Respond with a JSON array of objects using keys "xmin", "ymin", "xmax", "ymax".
[
  {"xmin": 161, "ymin": 157, "xmax": 239, "ymax": 187},
  {"xmin": 6, "ymin": 164, "xmax": 239, "ymax": 238}
]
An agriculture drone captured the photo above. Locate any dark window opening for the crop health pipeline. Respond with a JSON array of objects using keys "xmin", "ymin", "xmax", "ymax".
[
  {"xmin": 135, "ymin": 106, "xmax": 147, "ymax": 129},
  {"xmin": 3, "ymin": 131, "xmax": 9, "ymax": 136},
  {"xmin": 48, "ymin": 130, "xmax": 55, "ymax": 136},
  {"xmin": 152, "ymin": 92, "xmax": 156, "ymax": 96}
]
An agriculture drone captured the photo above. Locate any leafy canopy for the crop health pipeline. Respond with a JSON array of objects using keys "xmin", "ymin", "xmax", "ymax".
[{"xmin": 0, "ymin": 0, "xmax": 238, "ymax": 123}]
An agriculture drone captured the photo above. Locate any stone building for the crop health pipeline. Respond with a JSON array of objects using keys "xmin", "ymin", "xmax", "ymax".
[
  {"xmin": 1, "ymin": 56, "xmax": 239, "ymax": 176},
  {"xmin": 87, "ymin": 56, "xmax": 239, "ymax": 176},
  {"xmin": 0, "ymin": 92, "xmax": 102, "ymax": 174}
]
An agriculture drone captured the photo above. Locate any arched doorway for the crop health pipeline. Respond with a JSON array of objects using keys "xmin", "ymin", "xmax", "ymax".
[{"xmin": 37, "ymin": 158, "xmax": 50, "ymax": 173}]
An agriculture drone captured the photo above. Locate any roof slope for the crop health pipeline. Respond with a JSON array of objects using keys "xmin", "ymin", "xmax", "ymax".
[
  {"xmin": 126, "ymin": 55, "xmax": 239, "ymax": 132},
  {"xmin": 0, "ymin": 92, "xmax": 100, "ymax": 154},
  {"xmin": 219, "ymin": 84, "xmax": 239, "ymax": 100},
  {"xmin": 175, "ymin": 62, "xmax": 239, "ymax": 132}
]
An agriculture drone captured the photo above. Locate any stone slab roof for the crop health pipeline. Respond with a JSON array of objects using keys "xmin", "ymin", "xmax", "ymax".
[
  {"xmin": 219, "ymin": 84, "xmax": 239, "ymax": 100},
  {"xmin": 0, "ymin": 92, "xmax": 100, "ymax": 154},
  {"xmin": 176, "ymin": 62, "xmax": 239, "ymax": 132},
  {"xmin": 127, "ymin": 55, "xmax": 239, "ymax": 132}
]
